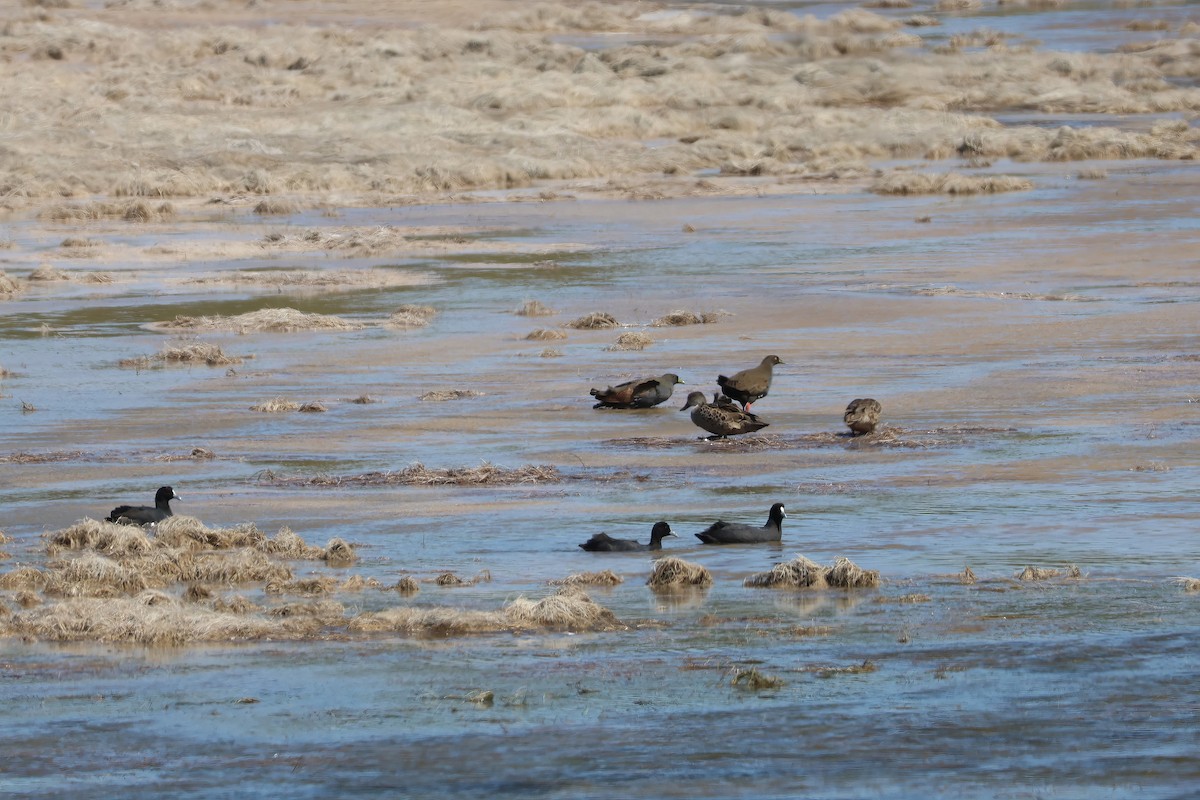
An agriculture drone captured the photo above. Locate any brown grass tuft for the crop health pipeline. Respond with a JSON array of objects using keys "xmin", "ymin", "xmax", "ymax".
[
  {"xmin": 0, "ymin": 271, "xmax": 23, "ymax": 295},
  {"xmin": 651, "ymin": 310, "xmax": 724, "ymax": 326},
  {"xmin": 121, "ymin": 341, "xmax": 245, "ymax": 369},
  {"xmin": 550, "ymin": 569, "xmax": 624, "ymax": 587},
  {"xmin": 41, "ymin": 201, "xmax": 175, "ymax": 223},
  {"xmin": 516, "ymin": 300, "xmax": 555, "ymax": 316},
  {"xmin": 28, "ymin": 263, "xmax": 69, "ymax": 281},
  {"xmin": 744, "ymin": 554, "xmax": 827, "ymax": 589},
  {"xmin": 1171, "ymin": 577, "xmax": 1200, "ymax": 592},
  {"xmin": 250, "ymin": 397, "xmax": 302, "ymax": 413},
  {"xmin": 298, "ymin": 402, "xmax": 327, "ymax": 413},
  {"xmin": 393, "ymin": 576, "xmax": 421, "ymax": 595},
  {"xmin": 959, "ymin": 566, "xmax": 977, "ymax": 584},
  {"xmin": 385, "ymin": 304, "xmax": 438, "ymax": 328},
  {"xmin": 253, "ymin": 199, "xmax": 299, "ymax": 215},
  {"xmin": 647, "ymin": 557, "xmax": 713, "ymax": 588},
  {"xmin": 1015, "ymin": 564, "xmax": 1083, "ymax": 581},
  {"xmin": 731, "ymin": 666, "xmax": 784, "ymax": 690},
  {"xmin": 871, "ymin": 172, "xmax": 1034, "ymax": 196},
  {"xmin": 503, "ymin": 586, "xmax": 621, "ymax": 631},
  {"xmin": 567, "ymin": 311, "xmax": 618, "ymax": 329},
  {"xmin": 745, "ymin": 554, "xmax": 880, "ymax": 589},
  {"xmin": 321, "ymin": 538, "xmax": 356, "ymax": 565},
  {"xmin": 605, "ymin": 331, "xmax": 653, "ymax": 351},
  {"xmin": 525, "ymin": 328, "xmax": 567, "ymax": 340},
  {"xmin": 419, "ymin": 389, "xmax": 484, "ymax": 402},
  {"xmin": 155, "ymin": 308, "xmax": 361, "ymax": 334}
]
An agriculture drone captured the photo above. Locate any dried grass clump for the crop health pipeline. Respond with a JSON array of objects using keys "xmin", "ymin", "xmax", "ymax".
[
  {"xmin": 540, "ymin": 349, "xmax": 564, "ymax": 358},
  {"xmin": 504, "ymin": 586, "xmax": 621, "ymax": 631},
  {"xmin": 155, "ymin": 516, "xmax": 266, "ymax": 552},
  {"xmin": 606, "ymin": 331, "xmax": 653, "ymax": 351},
  {"xmin": 550, "ymin": 570, "xmax": 624, "ymax": 587},
  {"xmin": 121, "ymin": 341, "xmax": 245, "ymax": 369},
  {"xmin": 0, "ymin": 271, "xmax": 23, "ymax": 295},
  {"xmin": 1171, "ymin": 577, "xmax": 1200, "ymax": 592},
  {"xmin": 41, "ymin": 201, "xmax": 175, "ymax": 223},
  {"xmin": 647, "ymin": 557, "xmax": 713, "ymax": 588},
  {"xmin": 340, "ymin": 575, "xmax": 381, "ymax": 591},
  {"xmin": 419, "ymin": 389, "xmax": 484, "ymax": 402},
  {"xmin": 349, "ymin": 606, "xmax": 509, "ymax": 636},
  {"xmin": 744, "ymin": 554, "xmax": 827, "ymax": 589},
  {"xmin": 268, "ymin": 600, "xmax": 346, "ymax": 623},
  {"xmin": 525, "ymin": 328, "xmax": 567, "ymax": 340},
  {"xmin": 28, "ymin": 264, "xmax": 69, "ymax": 281},
  {"xmin": 11, "ymin": 597, "xmax": 298, "ymax": 645},
  {"xmin": 515, "ymin": 300, "xmax": 555, "ymax": 317},
  {"xmin": 960, "ymin": 566, "xmax": 977, "ymax": 584},
  {"xmin": 385, "ymin": 304, "xmax": 438, "ymax": 328},
  {"xmin": 250, "ymin": 528, "xmax": 313, "ymax": 559},
  {"xmin": 253, "ymin": 199, "xmax": 299, "ymax": 215},
  {"xmin": 871, "ymin": 172, "xmax": 1034, "ymax": 196},
  {"xmin": 265, "ymin": 576, "xmax": 338, "ymax": 597},
  {"xmin": 1077, "ymin": 168, "xmax": 1108, "ymax": 180},
  {"xmin": 745, "ymin": 555, "xmax": 880, "ymax": 589},
  {"xmin": 181, "ymin": 549, "xmax": 293, "ymax": 585},
  {"xmin": 393, "ymin": 576, "xmax": 420, "ymax": 595},
  {"xmin": 321, "ymin": 538, "xmax": 356, "ymax": 565},
  {"xmin": 156, "ymin": 308, "xmax": 361, "ymax": 334},
  {"xmin": 0, "ymin": 566, "xmax": 50, "ymax": 591},
  {"xmin": 298, "ymin": 402, "xmax": 327, "ymax": 413},
  {"xmin": 45, "ymin": 553, "xmax": 149, "ymax": 597},
  {"xmin": 1015, "ymin": 565, "xmax": 1083, "ymax": 581},
  {"xmin": 731, "ymin": 666, "xmax": 784, "ymax": 690},
  {"xmin": 251, "ymin": 397, "xmax": 301, "ymax": 413},
  {"xmin": 567, "ymin": 311, "xmax": 618, "ymax": 329},
  {"xmin": 652, "ymin": 310, "xmax": 723, "ymax": 326},
  {"xmin": 46, "ymin": 519, "xmax": 157, "ymax": 557}
]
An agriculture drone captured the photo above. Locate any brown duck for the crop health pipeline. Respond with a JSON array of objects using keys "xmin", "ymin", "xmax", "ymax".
[
  {"xmin": 591, "ymin": 373, "xmax": 683, "ymax": 409},
  {"xmin": 844, "ymin": 398, "xmax": 882, "ymax": 435},
  {"xmin": 717, "ymin": 355, "xmax": 782, "ymax": 411},
  {"xmin": 681, "ymin": 391, "xmax": 769, "ymax": 440}
]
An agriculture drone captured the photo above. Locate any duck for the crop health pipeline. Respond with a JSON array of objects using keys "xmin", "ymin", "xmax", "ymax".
[
  {"xmin": 844, "ymin": 398, "xmax": 882, "ymax": 435},
  {"xmin": 591, "ymin": 373, "xmax": 683, "ymax": 409},
  {"xmin": 695, "ymin": 503, "xmax": 786, "ymax": 545},
  {"xmin": 579, "ymin": 521, "xmax": 676, "ymax": 552},
  {"xmin": 681, "ymin": 391, "xmax": 769, "ymax": 440},
  {"xmin": 717, "ymin": 355, "xmax": 782, "ymax": 411},
  {"xmin": 107, "ymin": 485, "xmax": 180, "ymax": 525}
]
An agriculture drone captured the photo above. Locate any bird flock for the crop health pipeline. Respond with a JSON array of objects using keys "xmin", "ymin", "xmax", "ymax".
[
  {"xmin": 101, "ymin": 356, "xmax": 881, "ymax": 560},
  {"xmin": 581, "ymin": 355, "xmax": 882, "ymax": 553}
]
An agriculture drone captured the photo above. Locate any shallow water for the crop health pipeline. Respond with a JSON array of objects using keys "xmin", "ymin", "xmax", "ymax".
[{"xmin": 4, "ymin": 1, "xmax": 1200, "ymax": 797}]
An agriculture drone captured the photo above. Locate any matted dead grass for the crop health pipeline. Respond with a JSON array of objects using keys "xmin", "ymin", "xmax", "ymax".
[
  {"xmin": 647, "ymin": 557, "xmax": 713, "ymax": 588},
  {"xmin": 651, "ymin": 310, "xmax": 724, "ymax": 326},
  {"xmin": 385, "ymin": 304, "xmax": 438, "ymax": 328},
  {"xmin": 0, "ymin": 271, "xmax": 23, "ymax": 295},
  {"xmin": 419, "ymin": 389, "xmax": 484, "ymax": 402},
  {"xmin": 1171, "ymin": 577, "xmax": 1200, "ymax": 592},
  {"xmin": 525, "ymin": 328, "xmax": 568, "ymax": 341},
  {"xmin": 250, "ymin": 397, "xmax": 302, "ymax": 413},
  {"xmin": 348, "ymin": 586, "xmax": 620, "ymax": 636},
  {"xmin": 28, "ymin": 263, "xmax": 69, "ymax": 281},
  {"xmin": 871, "ymin": 172, "xmax": 1035, "ymax": 195},
  {"xmin": 1015, "ymin": 564, "xmax": 1083, "ymax": 581},
  {"xmin": 550, "ymin": 570, "xmax": 624, "ymax": 587},
  {"xmin": 568, "ymin": 311, "xmax": 619, "ymax": 329},
  {"xmin": 605, "ymin": 331, "xmax": 654, "ymax": 351},
  {"xmin": 153, "ymin": 308, "xmax": 362, "ymax": 334},
  {"xmin": 9, "ymin": 595, "xmax": 318, "ymax": 645},
  {"xmin": 745, "ymin": 554, "xmax": 880, "ymax": 589},
  {"xmin": 516, "ymin": 300, "xmax": 555, "ymax": 317},
  {"xmin": 393, "ymin": 576, "xmax": 421, "ymax": 595},
  {"xmin": 119, "ymin": 341, "xmax": 245, "ymax": 369},
  {"xmin": 260, "ymin": 461, "xmax": 562, "ymax": 487},
  {"xmin": 41, "ymin": 201, "xmax": 175, "ymax": 223}
]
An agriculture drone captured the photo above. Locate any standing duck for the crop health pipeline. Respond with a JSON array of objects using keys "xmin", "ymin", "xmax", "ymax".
[
  {"xmin": 579, "ymin": 521, "xmax": 676, "ymax": 552},
  {"xmin": 717, "ymin": 355, "xmax": 782, "ymax": 411},
  {"xmin": 107, "ymin": 485, "xmax": 180, "ymax": 525},
  {"xmin": 695, "ymin": 503, "xmax": 786, "ymax": 545},
  {"xmin": 681, "ymin": 391, "xmax": 769, "ymax": 440},
  {"xmin": 844, "ymin": 398, "xmax": 882, "ymax": 435},
  {"xmin": 590, "ymin": 373, "xmax": 683, "ymax": 409}
]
